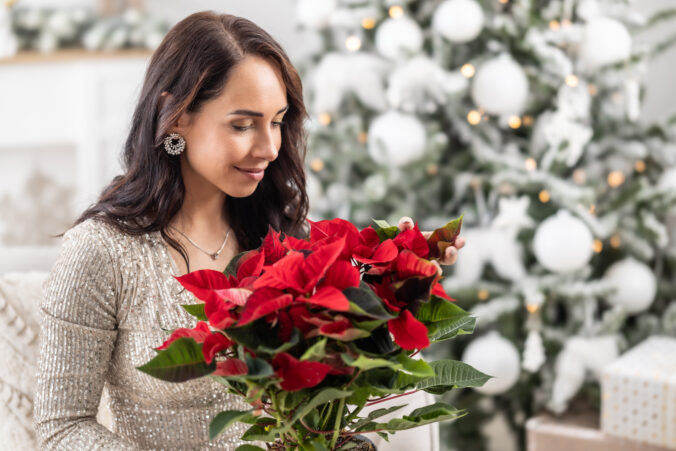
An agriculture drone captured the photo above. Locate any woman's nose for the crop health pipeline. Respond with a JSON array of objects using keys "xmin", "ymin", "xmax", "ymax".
[{"xmin": 255, "ymin": 126, "xmax": 279, "ymax": 161}]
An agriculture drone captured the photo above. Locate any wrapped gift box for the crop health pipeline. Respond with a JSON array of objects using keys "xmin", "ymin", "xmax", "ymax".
[
  {"xmin": 601, "ymin": 336, "xmax": 676, "ymax": 449},
  {"xmin": 527, "ymin": 412, "xmax": 671, "ymax": 451}
]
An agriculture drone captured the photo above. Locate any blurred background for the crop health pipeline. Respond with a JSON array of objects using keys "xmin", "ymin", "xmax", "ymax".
[{"xmin": 1, "ymin": 0, "xmax": 675, "ymax": 450}]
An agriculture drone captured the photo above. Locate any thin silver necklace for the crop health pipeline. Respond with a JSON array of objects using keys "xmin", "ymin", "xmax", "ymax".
[{"xmin": 168, "ymin": 225, "xmax": 230, "ymax": 261}]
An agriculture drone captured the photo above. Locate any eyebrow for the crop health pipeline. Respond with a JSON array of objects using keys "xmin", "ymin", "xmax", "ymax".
[{"xmin": 228, "ymin": 105, "xmax": 289, "ymax": 117}]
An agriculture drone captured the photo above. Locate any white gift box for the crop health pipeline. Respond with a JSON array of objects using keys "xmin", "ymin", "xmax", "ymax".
[{"xmin": 601, "ymin": 336, "xmax": 676, "ymax": 449}]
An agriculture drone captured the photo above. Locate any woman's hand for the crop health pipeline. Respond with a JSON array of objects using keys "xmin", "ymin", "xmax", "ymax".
[{"xmin": 398, "ymin": 216, "xmax": 465, "ymax": 273}]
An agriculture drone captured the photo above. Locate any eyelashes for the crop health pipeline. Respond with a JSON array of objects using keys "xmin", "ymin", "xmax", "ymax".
[{"xmin": 232, "ymin": 121, "xmax": 285, "ymax": 132}]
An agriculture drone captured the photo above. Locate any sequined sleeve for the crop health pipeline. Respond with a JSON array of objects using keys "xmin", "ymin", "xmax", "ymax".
[{"xmin": 33, "ymin": 220, "xmax": 137, "ymax": 450}]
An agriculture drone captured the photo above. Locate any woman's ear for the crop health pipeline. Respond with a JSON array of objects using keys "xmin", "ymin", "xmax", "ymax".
[{"xmin": 159, "ymin": 91, "xmax": 192, "ymax": 134}]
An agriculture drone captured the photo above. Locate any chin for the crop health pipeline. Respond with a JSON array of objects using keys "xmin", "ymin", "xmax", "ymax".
[{"xmin": 226, "ymin": 185, "xmax": 260, "ymax": 198}]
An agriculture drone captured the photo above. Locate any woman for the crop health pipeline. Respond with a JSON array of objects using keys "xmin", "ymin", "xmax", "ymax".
[{"xmin": 33, "ymin": 11, "xmax": 464, "ymax": 450}]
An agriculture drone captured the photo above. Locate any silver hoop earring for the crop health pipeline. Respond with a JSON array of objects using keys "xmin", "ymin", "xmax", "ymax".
[{"xmin": 164, "ymin": 133, "xmax": 186, "ymax": 155}]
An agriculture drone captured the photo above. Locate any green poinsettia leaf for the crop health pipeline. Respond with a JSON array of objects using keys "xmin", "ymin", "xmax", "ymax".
[
  {"xmin": 376, "ymin": 402, "xmax": 466, "ymax": 431},
  {"xmin": 180, "ymin": 303, "xmax": 207, "ymax": 321},
  {"xmin": 301, "ymin": 338, "xmax": 328, "ymax": 361},
  {"xmin": 225, "ymin": 322, "xmax": 300, "ymax": 355},
  {"xmin": 427, "ymin": 215, "xmax": 463, "ymax": 259},
  {"xmin": 235, "ymin": 445, "xmax": 267, "ymax": 451},
  {"xmin": 396, "ymin": 353, "xmax": 435, "ymax": 378},
  {"xmin": 136, "ymin": 337, "xmax": 215, "ymax": 382},
  {"xmin": 345, "ymin": 282, "xmax": 395, "ymax": 320},
  {"xmin": 416, "ymin": 296, "xmax": 470, "ymax": 323},
  {"xmin": 341, "ymin": 353, "xmax": 402, "ymax": 371},
  {"xmin": 371, "ymin": 219, "xmax": 400, "ymax": 241},
  {"xmin": 426, "ymin": 315, "xmax": 476, "ymax": 342},
  {"xmin": 415, "ymin": 360, "xmax": 491, "ymax": 394},
  {"xmin": 291, "ymin": 388, "xmax": 353, "ymax": 424},
  {"xmin": 209, "ymin": 409, "xmax": 256, "ymax": 440},
  {"xmin": 350, "ymin": 404, "xmax": 407, "ymax": 431},
  {"xmin": 224, "ymin": 250, "xmax": 249, "ymax": 277}
]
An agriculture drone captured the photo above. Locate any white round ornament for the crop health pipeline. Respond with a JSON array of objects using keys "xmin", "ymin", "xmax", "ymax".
[
  {"xmin": 296, "ymin": 0, "xmax": 337, "ymax": 30},
  {"xmin": 580, "ymin": 17, "xmax": 631, "ymax": 70},
  {"xmin": 367, "ymin": 111, "xmax": 426, "ymax": 167},
  {"xmin": 471, "ymin": 54, "xmax": 529, "ymax": 115},
  {"xmin": 374, "ymin": 17, "xmax": 423, "ymax": 60},
  {"xmin": 602, "ymin": 257, "xmax": 656, "ymax": 313},
  {"xmin": 432, "ymin": 0, "xmax": 484, "ymax": 43},
  {"xmin": 533, "ymin": 210, "xmax": 594, "ymax": 273},
  {"xmin": 462, "ymin": 331, "xmax": 520, "ymax": 395}
]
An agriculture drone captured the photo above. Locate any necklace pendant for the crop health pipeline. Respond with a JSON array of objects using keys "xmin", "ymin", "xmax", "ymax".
[{"xmin": 210, "ymin": 253, "xmax": 218, "ymax": 260}]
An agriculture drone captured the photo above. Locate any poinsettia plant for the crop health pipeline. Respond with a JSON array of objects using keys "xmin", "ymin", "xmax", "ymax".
[{"xmin": 138, "ymin": 216, "xmax": 489, "ymax": 450}]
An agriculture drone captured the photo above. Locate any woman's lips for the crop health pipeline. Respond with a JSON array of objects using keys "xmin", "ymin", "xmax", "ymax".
[{"xmin": 235, "ymin": 167, "xmax": 264, "ymax": 181}]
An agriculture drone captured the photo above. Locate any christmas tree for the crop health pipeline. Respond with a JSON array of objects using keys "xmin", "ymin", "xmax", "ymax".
[{"xmin": 294, "ymin": 0, "xmax": 676, "ymax": 449}]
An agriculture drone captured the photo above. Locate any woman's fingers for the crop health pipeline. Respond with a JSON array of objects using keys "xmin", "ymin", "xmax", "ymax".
[
  {"xmin": 398, "ymin": 216, "xmax": 465, "ymax": 266},
  {"xmin": 398, "ymin": 216, "xmax": 414, "ymax": 231}
]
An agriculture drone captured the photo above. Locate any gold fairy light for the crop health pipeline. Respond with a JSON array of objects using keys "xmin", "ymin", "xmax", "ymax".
[
  {"xmin": 477, "ymin": 289, "xmax": 489, "ymax": 301},
  {"xmin": 4, "ymin": 0, "xmax": 17, "ymax": 6},
  {"xmin": 461, "ymin": 63, "xmax": 476, "ymax": 78},
  {"xmin": 318, "ymin": 112, "xmax": 332, "ymax": 125},
  {"xmin": 345, "ymin": 35, "xmax": 362, "ymax": 51},
  {"xmin": 549, "ymin": 20, "xmax": 561, "ymax": 30},
  {"xmin": 593, "ymin": 239, "xmax": 603, "ymax": 253},
  {"xmin": 565, "ymin": 74, "xmax": 579, "ymax": 87},
  {"xmin": 526, "ymin": 303, "xmax": 540, "ymax": 314},
  {"xmin": 539, "ymin": 190, "xmax": 551, "ymax": 203},
  {"xmin": 561, "ymin": 19, "xmax": 572, "ymax": 28},
  {"xmin": 426, "ymin": 164, "xmax": 439, "ymax": 175},
  {"xmin": 361, "ymin": 17, "xmax": 376, "ymax": 29},
  {"xmin": 498, "ymin": 0, "xmax": 509, "ymax": 4},
  {"xmin": 389, "ymin": 5, "xmax": 404, "ymax": 18},
  {"xmin": 467, "ymin": 110, "xmax": 482, "ymax": 125},
  {"xmin": 588, "ymin": 84, "xmax": 598, "ymax": 96},
  {"xmin": 508, "ymin": 115, "xmax": 522, "ymax": 129},
  {"xmin": 525, "ymin": 158, "xmax": 537, "ymax": 171},
  {"xmin": 310, "ymin": 158, "xmax": 325, "ymax": 172},
  {"xmin": 589, "ymin": 204, "xmax": 596, "ymax": 215},
  {"xmin": 523, "ymin": 115, "xmax": 534, "ymax": 126},
  {"xmin": 607, "ymin": 170, "xmax": 625, "ymax": 188},
  {"xmin": 610, "ymin": 234, "xmax": 622, "ymax": 248},
  {"xmin": 635, "ymin": 160, "xmax": 646, "ymax": 173},
  {"xmin": 573, "ymin": 168, "xmax": 586, "ymax": 184},
  {"xmin": 358, "ymin": 131, "xmax": 368, "ymax": 143}
]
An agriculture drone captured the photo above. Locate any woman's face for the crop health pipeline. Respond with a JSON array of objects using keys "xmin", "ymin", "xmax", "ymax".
[{"xmin": 173, "ymin": 55, "xmax": 288, "ymax": 198}]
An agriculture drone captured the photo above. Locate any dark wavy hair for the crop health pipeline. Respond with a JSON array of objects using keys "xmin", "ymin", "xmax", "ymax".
[{"xmin": 70, "ymin": 11, "xmax": 310, "ymax": 272}]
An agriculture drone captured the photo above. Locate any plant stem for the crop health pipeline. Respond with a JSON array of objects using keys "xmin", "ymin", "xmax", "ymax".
[
  {"xmin": 365, "ymin": 389, "xmax": 419, "ymax": 406},
  {"xmin": 329, "ymin": 398, "xmax": 345, "ymax": 449}
]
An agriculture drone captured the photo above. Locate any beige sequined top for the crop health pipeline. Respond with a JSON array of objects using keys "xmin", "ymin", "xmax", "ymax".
[{"xmin": 34, "ymin": 217, "xmax": 252, "ymax": 450}]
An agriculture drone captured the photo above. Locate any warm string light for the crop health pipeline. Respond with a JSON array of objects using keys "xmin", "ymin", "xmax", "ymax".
[
  {"xmin": 461, "ymin": 63, "xmax": 476, "ymax": 78},
  {"xmin": 588, "ymin": 84, "xmax": 598, "ymax": 96},
  {"xmin": 539, "ymin": 190, "xmax": 551, "ymax": 203},
  {"xmin": 318, "ymin": 112, "xmax": 332, "ymax": 125},
  {"xmin": 561, "ymin": 19, "xmax": 572, "ymax": 28},
  {"xmin": 467, "ymin": 110, "xmax": 482, "ymax": 125},
  {"xmin": 573, "ymin": 168, "xmax": 586, "ymax": 184},
  {"xmin": 589, "ymin": 204, "xmax": 596, "ymax": 215},
  {"xmin": 635, "ymin": 160, "xmax": 646, "ymax": 173},
  {"xmin": 345, "ymin": 35, "xmax": 362, "ymax": 51},
  {"xmin": 310, "ymin": 158, "xmax": 325, "ymax": 172},
  {"xmin": 426, "ymin": 164, "xmax": 439, "ymax": 175},
  {"xmin": 389, "ymin": 5, "xmax": 404, "ymax": 18},
  {"xmin": 497, "ymin": 0, "xmax": 509, "ymax": 4},
  {"xmin": 358, "ymin": 131, "xmax": 368, "ymax": 144},
  {"xmin": 593, "ymin": 239, "xmax": 603, "ymax": 253},
  {"xmin": 526, "ymin": 303, "xmax": 540, "ymax": 314},
  {"xmin": 607, "ymin": 170, "xmax": 625, "ymax": 188},
  {"xmin": 549, "ymin": 20, "xmax": 561, "ymax": 30},
  {"xmin": 610, "ymin": 234, "xmax": 622, "ymax": 248},
  {"xmin": 565, "ymin": 74, "xmax": 579, "ymax": 87},
  {"xmin": 361, "ymin": 17, "xmax": 376, "ymax": 29},
  {"xmin": 525, "ymin": 158, "xmax": 537, "ymax": 171},
  {"xmin": 477, "ymin": 289, "xmax": 489, "ymax": 301},
  {"xmin": 523, "ymin": 115, "xmax": 534, "ymax": 126},
  {"xmin": 508, "ymin": 115, "xmax": 522, "ymax": 129}
]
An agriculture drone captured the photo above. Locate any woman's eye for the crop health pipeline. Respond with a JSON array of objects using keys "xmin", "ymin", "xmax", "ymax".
[
  {"xmin": 272, "ymin": 121, "xmax": 285, "ymax": 128},
  {"xmin": 232, "ymin": 124, "xmax": 252, "ymax": 132}
]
